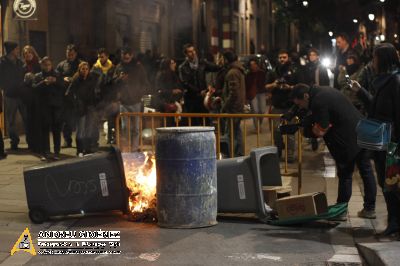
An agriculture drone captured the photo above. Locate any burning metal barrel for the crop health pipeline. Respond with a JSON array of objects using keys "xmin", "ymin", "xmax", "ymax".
[{"xmin": 156, "ymin": 127, "xmax": 217, "ymax": 228}]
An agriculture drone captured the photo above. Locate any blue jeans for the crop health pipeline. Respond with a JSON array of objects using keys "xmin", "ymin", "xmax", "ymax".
[
  {"xmin": 336, "ymin": 149, "xmax": 377, "ymax": 211},
  {"xmin": 76, "ymin": 107, "xmax": 99, "ymax": 154},
  {"xmin": 5, "ymin": 97, "xmax": 27, "ymax": 148},
  {"xmin": 224, "ymin": 118, "xmax": 244, "ymax": 157},
  {"xmin": 120, "ymin": 103, "xmax": 141, "ymax": 152},
  {"xmin": 250, "ymin": 93, "xmax": 267, "ymax": 128}
]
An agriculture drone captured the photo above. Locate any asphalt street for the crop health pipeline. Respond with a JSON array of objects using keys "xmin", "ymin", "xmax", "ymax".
[{"xmin": 0, "ymin": 129, "xmax": 391, "ymax": 265}]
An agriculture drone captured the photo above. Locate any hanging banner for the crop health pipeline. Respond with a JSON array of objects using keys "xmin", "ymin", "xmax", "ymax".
[{"xmin": 13, "ymin": 0, "xmax": 37, "ymax": 20}]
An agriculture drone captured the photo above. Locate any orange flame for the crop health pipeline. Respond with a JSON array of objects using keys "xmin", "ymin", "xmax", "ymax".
[{"xmin": 123, "ymin": 152, "xmax": 157, "ymax": 214}]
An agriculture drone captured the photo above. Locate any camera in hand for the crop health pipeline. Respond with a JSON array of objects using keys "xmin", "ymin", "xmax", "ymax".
[
  {"xmin": 345, "ymin": 74, "xmax": 352, "ymax": 87},
  {"xmin": 276, "ymin": 77, "xmax": 288, "ymax": 87},
  {"xmin": 279, "ymin": 105, "xmax": 313, "ymax": 135}
]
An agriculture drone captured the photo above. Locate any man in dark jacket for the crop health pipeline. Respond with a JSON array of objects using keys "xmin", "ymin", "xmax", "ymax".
[
  {"xmin": 304, "ymin": 48, "xmax": 330, "ymax": 151},
  {"xmin": 265, "ymin": 50, "xmax": 299, "ymax": 161},
  {"xmin": 291, "ymin": 84, "xmax": 377, "ymax": 220},
  {"xmin": 178, "ymin": 44, "xmax": 220, "ymax": 125},
  {"xmin": 0, "ymin": 41, "xmax": 27, "ymax": 150},
  {"xmin": 221, "ymin": 51, "xmax": 246, "ymax": 157},
  {"xmin": 91, "ymin": 48, "xmax": 116, "ymax": 144},
  {"xmin": 56, "ymin": 44, "xmax": 82, "ymax": 148},
  {"xmin": 334, "ymin": 33, "xmax": 354, "ymax": 88},
  {"xmin": 113, "ymin": 47, "xmax": 149, "ymax": 151},
  {"xmin": 305, "ymin": 48, "xmax": 330, "ymax": 86}
]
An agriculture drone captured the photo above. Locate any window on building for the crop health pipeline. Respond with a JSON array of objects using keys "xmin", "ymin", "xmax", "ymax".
[
  {"xmin": 233, "ymin": 0, "xmax": 239, "ymax": 12},
  {"xmin": 29, "ymin": 31, "xmax": 47, "ymax": 57}
]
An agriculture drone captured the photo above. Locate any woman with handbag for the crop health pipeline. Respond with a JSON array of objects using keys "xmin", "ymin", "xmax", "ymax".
[{"xmin": 352, "ymin": 43, "xmax": 400, "ymax": 239}]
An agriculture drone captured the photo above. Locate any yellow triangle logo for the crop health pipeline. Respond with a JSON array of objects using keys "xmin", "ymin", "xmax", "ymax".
[{"xmin": 10, "ymin": 227, "xmax": 36, "ymax": 256}]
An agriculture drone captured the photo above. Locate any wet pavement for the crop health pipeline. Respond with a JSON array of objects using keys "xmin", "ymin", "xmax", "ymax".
[{"xmin": 0, "ymin": 127, "xmax": 393, "ymax": 265}]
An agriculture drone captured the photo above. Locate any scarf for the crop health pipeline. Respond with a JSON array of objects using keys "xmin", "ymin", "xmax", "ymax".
[
  {"xmin": 189, "ymin": 57, "xmax": 199, "ymax": 70},
  {"xmin": 25, "ymin": 58, "xmax": 39, "ymax": 73},
  {"xmin": 94, "ymin": 59, "xmax": 113, "ymax": 74}
]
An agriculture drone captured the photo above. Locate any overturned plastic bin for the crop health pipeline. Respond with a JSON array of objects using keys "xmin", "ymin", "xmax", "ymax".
[
  {"xmin": 24, "ymin": 147, "xmax": 129, "ymax": 224},
  {"xmin": 217, "ymin": 146, "xmax": 282, "ymax": 221}
]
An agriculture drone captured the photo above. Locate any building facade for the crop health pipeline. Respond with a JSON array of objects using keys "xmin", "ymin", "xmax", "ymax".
[{"xmin": 1, "ymin": 0, "xmax": 298, "ymax": 61}]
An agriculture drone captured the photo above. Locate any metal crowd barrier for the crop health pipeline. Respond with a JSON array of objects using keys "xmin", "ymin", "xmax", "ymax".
[{"xmin": 115, "ymin": 112, "xmax": 304, "ymax": 194}]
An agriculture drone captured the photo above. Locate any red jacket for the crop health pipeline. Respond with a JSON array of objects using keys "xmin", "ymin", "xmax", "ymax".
[{"xmin": 245, "ymin": 70, "xmax": 266, "ymax": 101}]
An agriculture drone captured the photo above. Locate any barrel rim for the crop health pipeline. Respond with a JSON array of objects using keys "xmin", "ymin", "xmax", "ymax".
[{"xmin": 156, "ymin": 126, "xmax": 215, "ymax": 133}]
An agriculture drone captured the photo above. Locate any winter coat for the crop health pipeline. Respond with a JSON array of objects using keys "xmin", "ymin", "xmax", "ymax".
[
  {"xmin": 304, "ymin": 61, "xmax": 329, "ymax": 86},
  {"xmin": 178, "ymin": 58, "xmax": 220, "ymax": 98},
  {"xmin": 67, "ymin": 73, "xmax": 99, "ymax": 116},
  {"xmin": 245, "ymin": 69, "xmax": 266, "ymax": 101},
  {"xmin": 221, "ymin": 61, "xmax": 246, "ymax": 113},
  {"xmin": 0, "ymin": 55, "xmax": 25, "ymax": 98},
  {"xmin": 56, "ymin": 58, "xmax": 83, "ymax": 92},
  {"xmin": 358, "ymin": 63, "xmax": 377, "ymax": 95},
  {"xmin": 91, "ymin": 59, "xmax": 116, "ymax": 102},
  {"xmin": 22, "ymin": 60, "xmax": 41, "ymax": 103},
  {"xmin": 334, "ymin": 47, "xmax": 354, "ymax": 88},
  {"xmin": 113, "ymin": 59, "xmax": 149, "ymax": 106},
  {"xmin": 32, "ymin": 70, "xmax": 64, "ymax": 107},
  {"xmin": 24, "ymin": 60, "xmax": 41, "ymax": 76},
  {"xmin": 266, "ymin": 62, "xmax": 299, "ymax": 109},
  {"xmin": 309, "ymin": 86, "xmax": 362, "ymax": 164},
  {"xmin": 155, "ymin": 70, "xmax": 182, "ymax": 104},
  {"xmin": 357, "ymin": 70, "xmax": 400, "ymax": 142}
]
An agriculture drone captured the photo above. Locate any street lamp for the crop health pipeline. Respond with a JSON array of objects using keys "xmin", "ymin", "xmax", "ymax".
[
  {"xmin": 395, "ymin": 34, "xmax": 398, "ymax": 39},
  {"xmin": 328, "ymin": 31, "xmax": 333, "ymax": 37},
  {"xmin": 302, "ymin": 1, "xmax": 309, "ymax": 7},
  {"xmin": 379, "ymin": 0, "xmax": 385, "ymax": 2},
  {"xmin": 368, "ymin": 14, "xmax": 375, "ymax": 21},
  {"xmin": 380, "ymin": 34, "xmax": 385, "ymax": 41},
  {"xmin": 353, "ymin": 19, "xmax": 358, "ymax": 23}
]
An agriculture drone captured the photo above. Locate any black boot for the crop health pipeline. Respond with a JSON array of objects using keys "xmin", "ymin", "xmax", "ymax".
[{"xmin": 378, "ymin": 192, "xmax": 400, "ymax": 236}]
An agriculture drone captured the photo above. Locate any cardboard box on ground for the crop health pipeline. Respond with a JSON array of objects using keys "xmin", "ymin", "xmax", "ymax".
[
  {"xmin": 275, "ymin": 192, "xmax": 328, "ymax": 220},
  {"xmin": 262, "ymin": 186, "xmax": 292, "ymax": 209}
]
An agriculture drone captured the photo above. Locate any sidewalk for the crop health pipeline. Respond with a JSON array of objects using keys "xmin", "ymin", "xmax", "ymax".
[{"xmin": 0, "ymin": 132, "xmax": 394, "ymax": 265}]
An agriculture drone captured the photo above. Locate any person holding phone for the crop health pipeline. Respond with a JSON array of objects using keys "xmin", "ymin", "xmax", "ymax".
[{"xmin": 337, "ymin": 52, "xmax": 365, "ymax": 113}]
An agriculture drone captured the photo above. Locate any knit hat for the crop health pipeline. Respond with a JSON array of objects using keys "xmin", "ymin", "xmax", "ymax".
[{"xmin": 4, "ymin": 41, "xmax": 18, "ymax": 54}]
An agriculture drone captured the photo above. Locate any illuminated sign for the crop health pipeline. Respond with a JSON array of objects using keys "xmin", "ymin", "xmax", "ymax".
[{"xmin": 13, "ymin": 0, "xmax": 37, "ymax": 20}]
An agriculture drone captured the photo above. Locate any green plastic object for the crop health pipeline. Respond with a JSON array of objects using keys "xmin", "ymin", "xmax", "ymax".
[{"xmin": 269, "ymin": 203, "xmax": 348, "ymax": 226}]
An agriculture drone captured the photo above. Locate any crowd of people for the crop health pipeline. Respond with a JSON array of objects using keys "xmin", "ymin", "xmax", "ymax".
[
  {"xmin": 0, "ymin": 33, "xmax": 399, "ymax": 239},
  {"xmin": 0, "ymin": 39, "xmax": 342, "ymax": 161}
]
